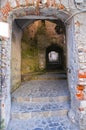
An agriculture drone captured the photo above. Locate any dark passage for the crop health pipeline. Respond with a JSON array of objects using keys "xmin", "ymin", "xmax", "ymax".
[{"xmin": 46, "ymin": 44, "xmax": 64, "ymax": 70}]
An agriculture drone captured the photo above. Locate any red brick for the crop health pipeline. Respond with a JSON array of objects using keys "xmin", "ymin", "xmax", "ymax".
[
  {"xmin": 58, "ymin": 4, "xmax": 65, "ymax": 9},
  {"xmin": 77, "ymin": 85, "xmax": 85, "ymax": 91},
  {"xmin": 15, "ymin": 0, "xmax": 20, "ymax": 7},
  {"xmin": 76, "ymin": 91, "xmax": 84, "ymax": 100},
  {"xmin": 1, "ymin": 1, "xmax": 12, "ymax": 16},
  {"xmin": 78, "ymin": 72, "xmax": 86, "ymax": 78}
]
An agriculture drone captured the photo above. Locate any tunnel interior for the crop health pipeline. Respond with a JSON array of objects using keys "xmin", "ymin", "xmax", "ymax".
[
  {"xmin": 11, "ymin": 19, "xmax": 66, "ymax": 89},
  {"xmin": 46, "ymin": 44, "xmax": 64, "ymax": 70}
]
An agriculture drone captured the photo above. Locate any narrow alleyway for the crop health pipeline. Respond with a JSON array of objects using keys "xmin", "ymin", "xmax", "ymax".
[{"xmin": 8, "ymin": 72, "xmax": 78, "ymax": 130}]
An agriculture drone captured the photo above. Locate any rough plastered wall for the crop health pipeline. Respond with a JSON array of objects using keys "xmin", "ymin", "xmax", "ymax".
[
  {"xmin": 11, "ymin": 21, "xmax": 22, "ymax": 92},
  {"xmin": 0, "ymin": 19, "xmax": 12, "ymax": 129},
  {"xmin": 0, "ymin": 40, "xmax": 11, "ymax": 130},
  {"xmin": 74, "ymin": 13, "xmax": 86, "ymax": 130}
]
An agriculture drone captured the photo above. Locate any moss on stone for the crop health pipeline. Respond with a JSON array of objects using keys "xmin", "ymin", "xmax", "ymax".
[{"xmin": 21, "ymin": 31, "xmax": 39, "ymax": 74}]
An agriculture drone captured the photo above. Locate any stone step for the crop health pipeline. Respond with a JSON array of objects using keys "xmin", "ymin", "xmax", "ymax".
[
  {"xmin": 12, "ymin": 79, "xmax": 70, "ymax": 101},
  {"xmin": 11, "ymin": 101, "xmax": 70, "ymax": 120},
  {"xmin": 34, "ymin": 73, "xmax": 67, "ymax": 79},
  {"xmin": 12, "ymin": 95, "xmax": 70, "ymax": 104},
  {"xmin": 12, "ymin": 109, "xmax": 69, "ymax": 120},
  {"xmin": 7, "ymin": 116, "xmax": 79, "ymax": 130},
  {"xmin": 22, "ymin": 72, "xmax": 67, "ymax": 81}
]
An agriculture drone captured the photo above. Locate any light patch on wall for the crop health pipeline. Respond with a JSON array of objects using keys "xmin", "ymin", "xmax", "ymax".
[
  {"xmin": 48, "ymin": 51, "xmax": 59, "ymax": 62},
  {"xmin": 80, "ymin": 101, "xmax": 86, "ymax": 108},
  {"xmin": 0, "ymin": 22, "xmax": 9, "ymax": 38}
]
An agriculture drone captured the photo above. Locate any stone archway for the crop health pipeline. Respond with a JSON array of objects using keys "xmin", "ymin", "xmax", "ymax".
[
  {"xmin": 0, "ymin": 2, "xmax": 80, "ymax": 129},
  {"xmin": 46, "ymin": 44, "xmax": 64, "ymax": 70},
  {"xmin": 10, "ymin": 12, "xmax": 79, "ymax": 129}
]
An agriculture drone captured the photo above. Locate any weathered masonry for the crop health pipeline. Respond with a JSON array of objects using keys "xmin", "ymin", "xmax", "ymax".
[{"xmin": 0, "ymin": 0, "xmax": 86, "ymax": 130}]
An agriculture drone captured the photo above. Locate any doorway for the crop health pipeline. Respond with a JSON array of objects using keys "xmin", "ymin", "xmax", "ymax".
[
  {"xmin": 46, "ymin": 44, "xmax": 64, "ymax": 70},
  {"xmin": 0, "ymin": 3, "xmax": 79, "ymax": 129}
]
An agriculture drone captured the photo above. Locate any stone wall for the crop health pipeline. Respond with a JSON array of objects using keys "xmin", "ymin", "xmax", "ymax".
[
  {"xmin": 0, "ymin": 19, "xmax": 12, "ymax": 129},
  {"xmin": 11, "ymin": 21, "xmax": 22, "ymax": 92},
  {"xmin": 74, "ymin": 13, "xmax": 86, "ymax": 130},
  {"xmin": 66, "ymin": 19, "xmax": 79, "ymax": 125}
]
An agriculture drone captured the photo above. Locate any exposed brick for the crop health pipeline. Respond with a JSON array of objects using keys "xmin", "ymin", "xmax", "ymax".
[
  {"xmin": 1, "ymin": 1, "xmax": 12, "ymax": 16},
  {"xmin": 77, "ymin": 85, "xmax": 85, "ymax": 91},
  {"xmin": 78, "ymin": 72, "xmax": 86, "ymax": 78},
  {"xmin": 15, "ymin": 0, "xmax": 20, "ymax": 7},
  {"xmin": 76, "ymin": 91, "xmax": 84, "ymax": 100},
  {"xmin": 58, "ymin": 4, "xmax": 65, "ymax": 10}
]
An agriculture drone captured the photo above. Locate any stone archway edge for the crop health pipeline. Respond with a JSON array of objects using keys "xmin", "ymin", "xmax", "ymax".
[
  {"xmin": 0, "ymin": 0, "xmax": 68, "ymax": 21},
  {"xmin": 1, "ymin": 0, "xmax": 86, "ymax": 25}
]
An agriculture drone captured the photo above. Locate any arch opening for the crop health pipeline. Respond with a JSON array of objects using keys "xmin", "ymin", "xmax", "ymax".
[
  {"xmin": 19, "ymin": 19, "xmax": 67, "ymax": 81},
  {"xmin": 46, "ymin": 44, "xmax": 64, "ymax": 71}
]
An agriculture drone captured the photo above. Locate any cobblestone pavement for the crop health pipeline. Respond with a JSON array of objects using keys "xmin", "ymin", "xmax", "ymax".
[
  {"xmin": 11, "ymin": 101, "xmax": 70, "ymax": 113},
  {"xmin": 12, "ymin": 73, "xmax": 69, "ymax": 98},
  {"xmin": 7, "ymin": 72, "xmax": 79, "ymax": 130},
  {"xmin": 8, "ymin": 116, "xmax": 79, "ymax": 130}
]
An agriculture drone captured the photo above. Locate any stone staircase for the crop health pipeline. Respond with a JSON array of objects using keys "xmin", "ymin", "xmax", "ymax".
[{"xmin": 7, "ymin": 72, "xmax": 79, "ymax": 130}]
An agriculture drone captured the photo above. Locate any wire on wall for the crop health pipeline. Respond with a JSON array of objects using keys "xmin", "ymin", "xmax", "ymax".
[{"xmin": 64, "ymin": 9, "xmax": 86, "ymax": 24}]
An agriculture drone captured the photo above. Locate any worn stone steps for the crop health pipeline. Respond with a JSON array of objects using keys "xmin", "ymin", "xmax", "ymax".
[
  {"xmin": 12, "ymin": 79, "xmax": 69, "ymax": 99},
  {"xmin": 11, "ymin": 100, "xmax": 70, "ymax": 120},
  {"xmin": 22, "ymin": 72, "xmax": 67, "ymax": 81},
  {"xmin": 12, "ymin": 109, "xmax": 69, "ymax": 120},
  {"xmin": 8, "ymin": 72, "xmax": 74, "ymax": 130},
  {"xmin": 12, "ymin": 95, "xmax": 70, "ymax": 103}
]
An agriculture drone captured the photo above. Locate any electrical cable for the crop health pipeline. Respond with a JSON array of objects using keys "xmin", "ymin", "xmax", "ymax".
[{"xmin": 64, "ymin": 9, "xmax": 86, "ymax": 24}]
